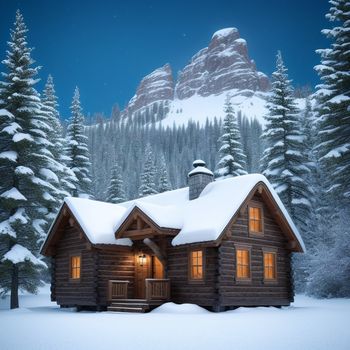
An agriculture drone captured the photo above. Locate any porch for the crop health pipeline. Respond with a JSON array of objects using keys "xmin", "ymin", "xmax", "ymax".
[
  {"xmin": 106, "ymin": 207, "xmax": 174, "ymax": 312},
  {"xmin": 107, "ymin": 279, "xmax": 170, "ymax": 312}
]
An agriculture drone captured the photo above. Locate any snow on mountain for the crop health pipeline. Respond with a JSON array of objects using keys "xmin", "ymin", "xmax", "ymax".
[
  {"xmin": 160, "ymin": 89, "xmax": 269, "ymax": 127},
  {"xmin": 212, "ymin": 27, "xmax": 239, "ymax": 39},
  {"xmin": 86, "ymin": 28, "xmax": 308, "ymax": 130},
  {"xmin": 119, "ymin": 27, "xmax": 271, "ymax": 127}
]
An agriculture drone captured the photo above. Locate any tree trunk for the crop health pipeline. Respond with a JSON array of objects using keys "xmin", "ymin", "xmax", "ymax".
[{"xmin": 10, "ymin": 264, "xmax": 19, "ymax": 309}]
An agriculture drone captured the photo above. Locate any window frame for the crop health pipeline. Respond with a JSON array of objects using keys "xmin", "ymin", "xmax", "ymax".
[
  {"xmin": 262, "ymin": 248, "xmax": 278, "ymax": 283},
  {"xmin": 234, "ymin": 244, "xmax": 252, "ymax": 283},
  {"xmin": 248, "ymin": 201, "xmax": 264, "ymax": 236},
  {"xmin": 69, "ymin": 254, "xmax": 82, "ymax": 282},
  {"xmin": 188, "ymin": 248, "xmax": 205, "ymax": 283}
]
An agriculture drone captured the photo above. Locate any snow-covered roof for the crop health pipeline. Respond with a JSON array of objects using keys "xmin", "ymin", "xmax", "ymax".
[
  {"xmin": 46, "ymin": 174, "xmax": 304, "ymax": 252},
  {"xmin": 64, "ymin": 197, "xmax": 132, "ymax": 246}
]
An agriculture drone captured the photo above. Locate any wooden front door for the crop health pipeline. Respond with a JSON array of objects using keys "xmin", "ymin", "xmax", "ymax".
[
  {"xmin": 135, "ymin": 253, "xmax": 152, "ymax": 299},
  {"xmin": 134, "ymin": 254, "xmax": 165, "ymax": 298}
]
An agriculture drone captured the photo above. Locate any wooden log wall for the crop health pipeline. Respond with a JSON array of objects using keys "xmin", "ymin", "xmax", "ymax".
[
  {"xmin": 50, "ymin": 257, "xmax": 56, "ymax": 301},
  {"xmin": 96, "ymin": 248, "xmax": 135, "ymax": 306},
  {"xmin": 218, "ymin": 193, "xmax": 294, "ymax": 307},
  {"xmin": 167, "ymin": 242, "xmax": 219, "ymax": 308},
  {"xmin": 53, "ymin": 224, "xmax": 97, "ymax": 306}
]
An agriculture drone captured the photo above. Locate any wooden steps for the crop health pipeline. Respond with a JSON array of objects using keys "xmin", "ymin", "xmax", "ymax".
[
  {"xmin": 107, "ymin": 299, "xmax": 149, "ymax": 313},
  {"xmin": 108, "ymin": 305, "xmax": 147, "ymax": 313},
  {"xmin": 107, "ymin": 299, "xmax": 164, "ymax": 313}
]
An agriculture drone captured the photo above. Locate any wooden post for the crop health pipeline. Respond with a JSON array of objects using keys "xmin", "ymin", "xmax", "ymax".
[
  {"xmin": 107, "ymin": 280, "xmax": 112, "ymax": 301},
  {"xmin": 143, "ymin": 238, "xmax": 166, "ymax": 266}
]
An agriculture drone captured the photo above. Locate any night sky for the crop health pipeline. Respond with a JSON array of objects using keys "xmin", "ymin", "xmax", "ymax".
[{"xmin": 1, "ymin": 0, "xmax": 330, "ymax": 119}]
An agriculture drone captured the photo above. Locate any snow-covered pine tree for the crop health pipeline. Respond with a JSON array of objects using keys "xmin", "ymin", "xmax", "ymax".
[
  {"xmin": 249, "ymin": 118, "xmax": 263, "ymax": 172},
  {"xmin": 260, "ymin": 51, "xmax": 312, "ymax": 229},
  {"xmin": 41, "ymin": 75, "xmax": 78, "ymax": 202},
  {"xmin": 305, "ymin": 0, "xmax": 350, "ymax": 298},
  {"xmin": 29, "ymin": 74, "xmax": 75, "ymax": 229},
  {"xmin": 298, "ymin": 97, "xmax": 318, "ymax": 233},
  {"xmin": 106, "ymin": 162, "xmax": 126, "ymax": 203},
  {"xmin": 0, "ymin": 11, "xmax": 50, "ymax": 308},
  {"xmin": 293, "ymin": 97, "xmax": 319, "ymax": 292},
  {"xmin": 65, "ymin": 87, "xmax": 92, "ymax": 198},
  {"xmin": 31, "ymin": 80, "xmax": 61, "ymax": 227},
  {"xmin": 306, "ymin": 208, "xmax": 350, "ymax": 297},
  {"xmin": 314, "ymin": 0, "xmax": 350, "ymax": 208},
  {"xmin": 215, "ymin": 98, "xmax": 247, "ymax": 178},
  {"xmin": 158, "ymin": 154, "xmax": 171, "ymax": 193},
  {"xmin": 300, "ymin": 97, "xmax": 333, "ymax": 250},
  {"xmin": 139, "ymin": 143, "xmax": 158, "ymax": 197}
]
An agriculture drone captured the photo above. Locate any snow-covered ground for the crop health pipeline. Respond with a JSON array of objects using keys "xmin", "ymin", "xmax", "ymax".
[{"xmin": 0, "ymin": 285, "xmax": 349, "ymax": 350}]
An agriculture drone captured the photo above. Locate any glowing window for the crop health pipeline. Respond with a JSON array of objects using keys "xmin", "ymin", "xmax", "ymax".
[
  {"xmin": 264, "ymin": 252, "xmax": 276, "ymax": 280},
  {"xmin": 236, "ymin": 249, "xmax": 250, "ymax": 279},
  {"xmin": 249, "ymin": 206, "xmax": 262, "ymax": 233},
  {"xmin": 71, "ymin": 256, "xmax": 81, "ymax": 279},
  {"xmin": 190, "ymin": 250, "xmax": 203, "ymax": 280}
]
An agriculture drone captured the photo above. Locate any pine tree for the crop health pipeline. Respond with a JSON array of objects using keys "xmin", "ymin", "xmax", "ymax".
[
  {"xmin": 250, "ymin": 118, "xmax": 263, "ymax": 172},
  {"xmin": 260, "ymin": 51, "xmax": 312, "ymax": 228},
  {"xmin": 31, "ymin": 77, "xmax": 61, "ymax": 224},
  {"xmin": 0, "ymin": 11, "xmax": 49, "ymax": 308},
  {"xmin": 65, "ymin": 87, "xmax": 92, "ymax": 198},
  {"xmin": 139, "ymin": 143, "xmax": 158, "ymax": 197},
  {"xmin": 306, "ymin": 208, "xmax": 350, "ymax": 297},
  {"xmin": 292, "ymin": 97, "xmax": 319, "ymax": 292},
  {"xmin": 215, "ymin": 99, "xmax": 247, "ymax": 178},
  {"xmin": 158, "ymin": 154, "xmax": 171, "ymax": 193},
  {"xmin": 305, "ymin": 0, "xmax": 350, "ymax": 297},
  {"xmin": 106, "ymin": 162, "xmax": 125, "ymax": 203},
  {"xmin": 41, "ymin": 75, "xmax": 78, "ymax": 202},
  {"xmin": 315, "ymin": 0, "xmax": 350, "ymax": 207}
]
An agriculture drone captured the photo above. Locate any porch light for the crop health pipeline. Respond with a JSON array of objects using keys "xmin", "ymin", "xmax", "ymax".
[{"xmin": 138, "ymin": 253, "xmax": 146, "ymax": 266}]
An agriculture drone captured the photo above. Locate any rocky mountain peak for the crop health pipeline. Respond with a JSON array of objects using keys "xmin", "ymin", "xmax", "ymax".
[
  {"xmin": 123, "ymin": 27, "xmax": 270, "ymax": 123},
  {"xmin": 210, "ymin": 27, "xmax": 240, "ymax": 45},
  {"xmin": 126, "ymin": 63, "xmax": 174, "ymax": 115},
  {"xmin": 175, "ymin": 27, "xmax": 269, "ymax": 99}
]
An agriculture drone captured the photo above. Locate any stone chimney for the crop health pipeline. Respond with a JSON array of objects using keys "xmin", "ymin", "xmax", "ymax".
[{"xmin": 188, "ymin": 160, "xmax": 214, "ymax": 200}]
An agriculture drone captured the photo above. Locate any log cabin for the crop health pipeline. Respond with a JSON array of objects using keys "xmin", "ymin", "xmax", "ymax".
[{"xmin": 40, "ymin": 160, "xmax": 305, "ymax": 312}]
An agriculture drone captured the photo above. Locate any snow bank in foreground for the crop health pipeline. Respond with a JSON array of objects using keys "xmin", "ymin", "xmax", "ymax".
[
  {"xmin": 151, "ymin": 302, "xmax": 209, "ymax": 314},
  {"xmin": 0, "ymin": 291, "xmax": 349, "ymax": 350}
]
